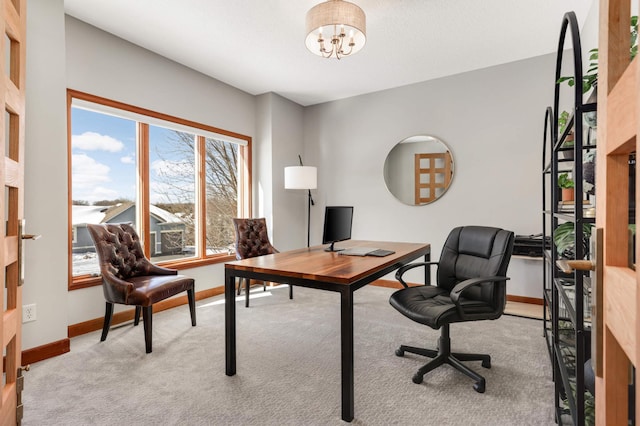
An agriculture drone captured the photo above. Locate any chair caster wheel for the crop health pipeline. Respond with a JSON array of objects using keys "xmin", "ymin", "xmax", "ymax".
[
  {"xmin": 412, "ymin": 374, "xmax": 423, "ymax": 384},
  {"xmin": 482, "ymin": 359, "xmax": 491, "ymax": 368},
  {"xmin": 395, "ymin": 348, "xmax": 405, "ymax": 357},
  {"xmin": 474, "ymin": 380, "xmax": 486, "ymax": 393}
]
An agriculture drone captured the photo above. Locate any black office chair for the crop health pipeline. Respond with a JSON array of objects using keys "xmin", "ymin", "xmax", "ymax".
[{"xmin": 389, "ymin": 226, "xmax": 514, "ymax": 393}]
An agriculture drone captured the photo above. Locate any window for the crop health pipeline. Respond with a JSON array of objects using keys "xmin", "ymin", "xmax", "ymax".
[{"xmin": 68, "ymin": 90, "xmax": 251, "ymax": 288}]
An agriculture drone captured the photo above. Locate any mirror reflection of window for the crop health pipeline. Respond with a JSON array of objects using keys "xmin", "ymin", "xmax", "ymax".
[{"xmin": 383, "ymin": 135, "xmax": 454, "ymax": 206}]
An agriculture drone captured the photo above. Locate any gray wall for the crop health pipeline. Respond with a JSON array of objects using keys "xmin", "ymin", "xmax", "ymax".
[
  {"xmin": 23, "ymin": 0, "xmax": 69, "ymax": 351},
  {"xmin": 255, "ymin": 93, "xmax": 306, "ymax": 251},
  {"xmin": 23, "ymin": 0, "xmax": 599, "ymax": 351},
  {"xmin": 23, "ymin": 4, "xmax": 293, "ymax": 349},
  {"xmin": 302, "ymin": 54, "xmax": 557, "ymax": 292}
]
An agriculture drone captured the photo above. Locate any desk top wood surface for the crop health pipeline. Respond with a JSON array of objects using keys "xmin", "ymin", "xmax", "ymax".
[{"xmin": 225, "ymin": 240, "xmax": 430, "ymax": 285}]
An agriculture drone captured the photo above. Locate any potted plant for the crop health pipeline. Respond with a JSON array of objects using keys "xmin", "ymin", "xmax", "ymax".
[
  {"xmin": 557, "ymin": 48, "xmax": 600, "ymax": 94},
  {"xmin": 558, "ymin": 172, "xmax": 574, "ymax": 201},
  {"xmin": 558, "ymin": 110, "xmax": 574, "ymax": 158},
  {"xmin": 558, "ymin": 16, "xmax": 637, "ymax": 132},
  {"xmin": 554, "ymin": 222, "xmax": 593, "ymax": 259},
  {"xmin": 557, "ymin": 16, "xmax": 637, "ymax": 93}
]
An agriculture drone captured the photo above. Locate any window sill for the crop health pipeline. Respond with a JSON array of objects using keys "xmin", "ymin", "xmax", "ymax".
[{"xmin": 68, "ymin": 254, "xmax": 235, "ymax": 291}]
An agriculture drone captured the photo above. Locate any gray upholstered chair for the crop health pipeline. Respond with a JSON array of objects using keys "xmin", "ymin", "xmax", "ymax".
[
  {"xmin": 232, "ymin": 218, "xmax": 292, "ymax": 307},
  {"xmin": 389, "ymin": 225, "xmax": 514, "ymax": 393},
  {"xmin": 87, "ymin": 223, "xmax": 196, "ymax": 353}
]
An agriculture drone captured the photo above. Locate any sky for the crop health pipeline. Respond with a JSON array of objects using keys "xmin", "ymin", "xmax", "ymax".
[{"xmin": 71, "ymin": 107, "xmax": 195, "ymax": 205}]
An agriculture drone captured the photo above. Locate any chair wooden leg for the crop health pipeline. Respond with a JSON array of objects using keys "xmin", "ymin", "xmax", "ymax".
[
  {"xmin": 187, "ymin": 288, "xmax": 196, "ymax": 326},
  {"xmin": 134, "ymin": 306, "xmax": 141, "ymax": 326},
  {"xmin": 237, "ymin": 277, "xmax": 242, "ymax": 295},
  {"xmin": 100, "ymin": 302, "xmax": 114, "ymax": 342},
  {"xmin": 142, "ymin": 306, "xmax": 153, "ymax": 353}
]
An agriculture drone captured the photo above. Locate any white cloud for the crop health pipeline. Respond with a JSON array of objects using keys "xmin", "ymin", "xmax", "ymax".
[
  {"xmin": 151, "ymin": 159, "xmax": 194, "ymax": 178},
  {"xmin": 72, "ymin": 154, "xmax": 110, "ymax": 188},
  {"xmin": 72, "ymin": 131, "xmax": 124, "ymax": 152},
  {"xmin": 84, "ymin": 186, "xmax": 119, "ymax": 202},
  {"xmin": 120, "ymin": 155, "xmax": 134, "ymax": 164},
  {"xmin": 72, "ymin": 154, "xmax": 120, "ymax": 202}
]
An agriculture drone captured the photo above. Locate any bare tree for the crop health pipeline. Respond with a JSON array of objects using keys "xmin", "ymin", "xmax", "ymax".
[{"xmin": 152, "ymin": 131, "xmax": 238, "ymax": 252}]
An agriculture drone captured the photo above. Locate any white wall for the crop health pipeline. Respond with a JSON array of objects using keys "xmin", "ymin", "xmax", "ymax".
[
  {"xmin": 23, "ymin": 0, "xmax": 69, "ymax": 350},
  {"xmin": 303, "ymin": 54, "xmax": 558, "ymax": 296},
  {"xmin": 255, "ymin": 93, "xmax": 306, "ymax": 251},
  {"xmin": 270, "ymin": 94, "xmax": 306, "ymax": 251},
  {"xmin": 255, "ymin": 94, "xmax": 273, "ymax": 221},
  {"xmin": 65, "ymin": 18, "xmax": 256, "ymax": 137},
  {"xmin": 22, "ymin": 1, "xmax": 603, "ymax": 351}
]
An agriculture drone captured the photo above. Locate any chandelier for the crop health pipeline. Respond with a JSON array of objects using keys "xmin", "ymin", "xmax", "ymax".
[{"xmin": 305, "ymin": 0, "xmax": 366, "ymax": 59}]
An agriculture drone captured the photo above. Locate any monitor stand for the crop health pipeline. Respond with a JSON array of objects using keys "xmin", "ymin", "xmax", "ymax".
[{"xmin": 325, "ymin": 241, "xmax": 345, "ymax": 252}]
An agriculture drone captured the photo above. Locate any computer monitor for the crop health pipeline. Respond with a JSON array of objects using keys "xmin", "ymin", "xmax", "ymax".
[{"xmin": 322, "ymin": 206, "xmax": 354, "ymax": 252}]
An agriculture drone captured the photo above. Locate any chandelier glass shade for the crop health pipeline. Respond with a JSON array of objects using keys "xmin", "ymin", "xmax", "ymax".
[{"xmin": 305, "ymin": 0, "xmax": 366, "ymax": 59}]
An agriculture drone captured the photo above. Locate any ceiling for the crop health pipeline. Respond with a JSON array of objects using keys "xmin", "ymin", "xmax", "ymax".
[{"xmin": 63, "ymin": 0, "xmax": 594, "ymax": 107}]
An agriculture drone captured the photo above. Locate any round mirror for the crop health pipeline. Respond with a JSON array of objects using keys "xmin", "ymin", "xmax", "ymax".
[{"xmin": 383, "ymin": 135, "xmax": 454, "ymax": 205}]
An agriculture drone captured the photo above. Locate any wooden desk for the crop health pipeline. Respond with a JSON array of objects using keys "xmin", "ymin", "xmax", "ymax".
[{"xmin": 224, "ymin": 240, "xmax": 430, "ymax": 422}]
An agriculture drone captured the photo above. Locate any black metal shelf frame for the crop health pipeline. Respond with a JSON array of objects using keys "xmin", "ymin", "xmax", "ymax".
[{"xmin": 542, "ymin": 10, "xmax": 595, "ymax": 426}]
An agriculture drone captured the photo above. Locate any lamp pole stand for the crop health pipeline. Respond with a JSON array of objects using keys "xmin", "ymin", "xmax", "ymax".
[
  {"xmin": 307, "ymin": 189, "xmax": 313, "ymax": 247},
  {"xmin": 298, "ymin": 154, "xmax": 315, "ymax": 248}
]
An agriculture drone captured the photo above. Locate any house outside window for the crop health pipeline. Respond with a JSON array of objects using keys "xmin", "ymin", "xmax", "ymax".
[{"xmin": 68, "ymin": 90, "xmax": 251, "ymax": 288}]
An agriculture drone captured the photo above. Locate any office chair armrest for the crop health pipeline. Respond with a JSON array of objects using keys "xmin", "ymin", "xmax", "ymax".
[
  {"xmin": 395, "ymin": 261, "xmax": 439, "ymax": 288},
  {"xmin": 450, "ymin": 276, "xmax": 510, "ymax": 320}
]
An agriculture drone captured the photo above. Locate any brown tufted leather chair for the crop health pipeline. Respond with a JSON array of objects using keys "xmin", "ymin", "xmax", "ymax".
[
  {"xmin": 232, "ymin": 218, "xmax": 293, "ymax": 307},
  {"xmin": 87, "ymin": 223, "xmax": 196, "ymax": 353}
]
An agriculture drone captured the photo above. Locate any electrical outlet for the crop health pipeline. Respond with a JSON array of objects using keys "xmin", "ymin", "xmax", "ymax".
[{"xmin": 22, "ymin": 304, "xmax": 36, "ymax": 323}]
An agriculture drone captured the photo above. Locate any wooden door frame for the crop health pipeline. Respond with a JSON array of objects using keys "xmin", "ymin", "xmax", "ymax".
[
  {"xmin": 595, "ymin": 1, "xmax": 638, "ymax": 424},
  {"xmin": 0, "ymin": 0, "xmax": 27, "ymax": 424}
]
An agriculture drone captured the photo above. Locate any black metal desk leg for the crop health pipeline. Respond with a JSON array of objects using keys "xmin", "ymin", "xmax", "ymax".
[
  {"xmin": 340, "ymin": 288, "xmax": 354, "ymax": 422},
  {"xmin": 225, "ymin": 270, "xmax": 236, "ymax": 376},
  {"xmin": 425, "ymin": 252, "xmax": 431, "ymax": 286}
]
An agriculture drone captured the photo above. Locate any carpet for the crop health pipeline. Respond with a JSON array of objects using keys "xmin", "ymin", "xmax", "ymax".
[{"xmin": 22, "ymin": 285, "xmax": 554, "ymax": 425}]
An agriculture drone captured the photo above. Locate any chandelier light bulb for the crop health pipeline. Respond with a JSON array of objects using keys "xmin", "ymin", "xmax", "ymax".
[{"xmin": 305, "ymin": 0, "xmax": 366, "ymax": 60}]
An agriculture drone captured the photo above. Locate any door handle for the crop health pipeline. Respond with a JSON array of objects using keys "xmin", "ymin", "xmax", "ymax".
[
  {"xmin": 555, "ymin": 228, "xmax": 603, "ymax": 377},
  {"xmin": 17, "ymin": 220, "xmax": 40, "ymax": 287},
  {"xmin": 21, "ymin": 234, "xmax": 41, "ymax": 240},
  {"xmin": 556, "ymin": 259, "xmax": 595, "ymax": 273}
]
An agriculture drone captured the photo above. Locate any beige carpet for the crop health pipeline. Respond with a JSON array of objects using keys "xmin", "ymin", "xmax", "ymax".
[{"xmin": 22, "ymin": 285, "xmax": 554, "ymax": 425}]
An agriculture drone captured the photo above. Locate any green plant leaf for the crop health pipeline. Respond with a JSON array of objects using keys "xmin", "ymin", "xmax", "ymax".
[
  {"xmin": 557, "ymin": 76, "xmax": 573, "ymax": 84},
  {"xmin": 554, "ymin": 222, "xmax": 593, "ymax": 257},
  {"xmin": 558, "ymin": 16, "xmax": 638, "ymax": 91},
  {"xmin": 558, "ymin": 173, "xmax": 574, "ymax": 188}
]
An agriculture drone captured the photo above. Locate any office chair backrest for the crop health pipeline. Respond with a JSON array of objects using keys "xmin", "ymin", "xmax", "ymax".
[
  {"xmin": 232, "ymin": 218, "xmax": 278, "ymax": 260},
  {"xmin": 87, "ymin": 223, "xmax": 154, "ymax": 280},
  {"xmin": 438, "ymin": 226, "xmax": 514, "ymax": 307}
]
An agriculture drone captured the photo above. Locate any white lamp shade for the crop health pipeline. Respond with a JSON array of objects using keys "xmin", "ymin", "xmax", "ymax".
[
  {"xmin": 285, "ymin": 166, "xmax": 317, "ymax": 190},
  {"xmin": 305, "ymin": 0, "xmax": 366, "ymax": 57}
]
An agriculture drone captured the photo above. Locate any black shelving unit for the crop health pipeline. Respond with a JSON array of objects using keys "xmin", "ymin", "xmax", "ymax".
[{"xmin": 542, "ymin": 11, "xmax": 596, "ymax": 426}]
